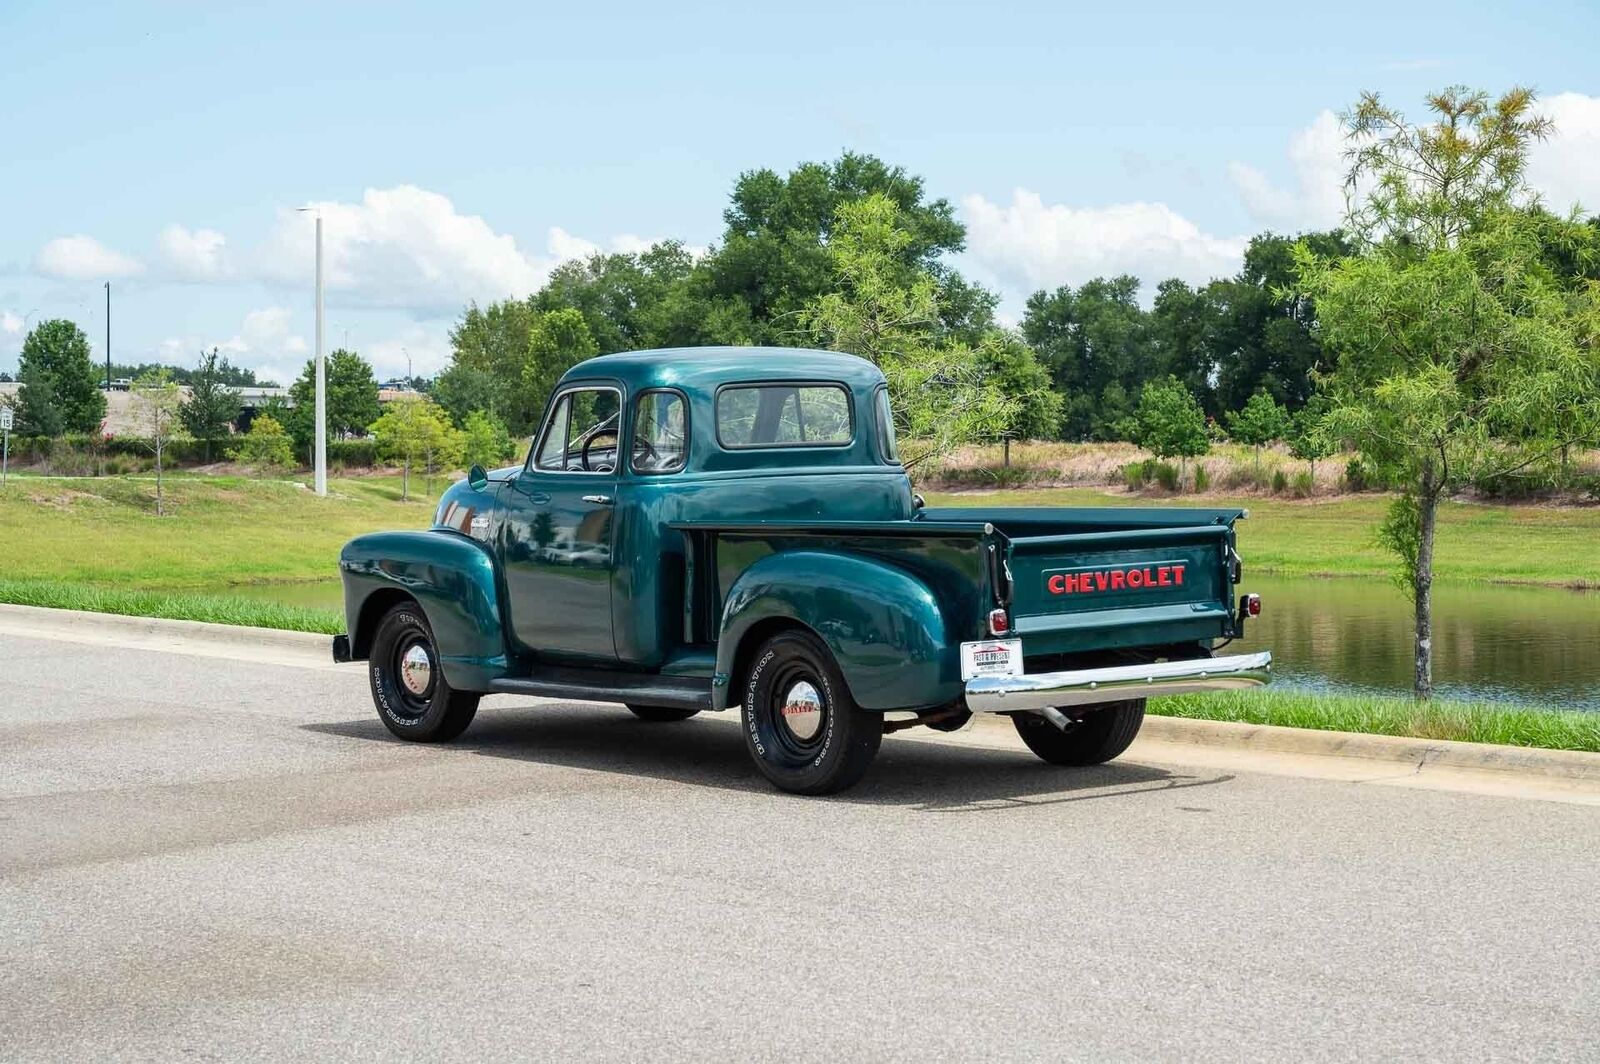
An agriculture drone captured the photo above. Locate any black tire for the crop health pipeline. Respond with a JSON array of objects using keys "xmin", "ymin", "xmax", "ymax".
[
  {"xmin": 1011, "ymin": 699, "xmax": 1145, "ymax": 766},
  {"xmin": 626, "ymin": 703, "xmax": 701, "ymax": 723},
  {"xmin": 740, "ymin": 630, "xmax": 883, "ymax": 795},
  {"xmin": 369, "ymin": 603, "xmax": 480, "ymax": 742}
]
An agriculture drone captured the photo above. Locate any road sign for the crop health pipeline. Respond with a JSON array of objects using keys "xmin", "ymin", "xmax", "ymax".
[
  {"xmin": 0, "ymin": 406, "xmax": 12, "ymax": 431},
  {"xmin": 1, "ymin": 404, "xmax": 10, "ymax": 484}
]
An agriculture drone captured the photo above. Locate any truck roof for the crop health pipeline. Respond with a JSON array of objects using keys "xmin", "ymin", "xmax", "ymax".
[{"xmin": 562, "ymin": 346, "xmax": 886, "ymax": 394}]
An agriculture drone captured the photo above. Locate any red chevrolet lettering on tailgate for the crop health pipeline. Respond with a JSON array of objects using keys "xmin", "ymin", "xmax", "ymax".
[{"xmin": 1046, "ymin": 564, "xmax": 1186, "ymax": 596}]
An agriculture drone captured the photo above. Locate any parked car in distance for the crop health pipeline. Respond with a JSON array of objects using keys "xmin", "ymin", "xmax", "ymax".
[{"xmin": 335, "ymin": 347, "xmax": 1272, "ymax": 794}]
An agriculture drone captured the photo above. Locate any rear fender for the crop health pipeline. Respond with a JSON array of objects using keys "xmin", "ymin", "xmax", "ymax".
[
  {"xmin": 339, "ymin": 530, "xmax": 508, "ymax": 690},
  {"xmin": 714, "ymin": 550, "xmax": 956, "ymax": 712}
]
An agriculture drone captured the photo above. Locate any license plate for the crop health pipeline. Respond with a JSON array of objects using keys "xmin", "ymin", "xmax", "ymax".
[{"xmin": 960, "ymin": 639, "xmax": 1023, "ymax": 680}]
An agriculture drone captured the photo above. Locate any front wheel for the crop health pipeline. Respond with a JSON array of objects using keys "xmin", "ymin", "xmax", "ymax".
[
  {"xmin": 1012, "ymin": 699, "xmax": 1145, "ymax": 765},
  {"xmin": 741, "ymin": 630, "xmax": 882, "ymax": 795},
  {"xmin": 369, "ymin": 603, "xmax": 480, "ymax": 742}
]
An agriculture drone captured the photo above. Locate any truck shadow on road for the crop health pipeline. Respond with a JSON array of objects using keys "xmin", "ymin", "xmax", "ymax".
[{"xmin": 305, "ymin": 705, "xmax": 1234, "ymax": 812}]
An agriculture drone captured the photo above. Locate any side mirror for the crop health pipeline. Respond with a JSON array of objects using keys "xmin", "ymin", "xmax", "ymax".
[
  {"xmin": 912, "ymin": 493, "xmax": 926, "ymax": 511},
  {"xmin": 467, "ymin": 464, "xmax": 489, "ymax": 491}
]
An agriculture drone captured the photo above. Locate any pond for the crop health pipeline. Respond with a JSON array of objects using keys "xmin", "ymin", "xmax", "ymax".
[{"xmin": 227, "ymin": 574, "xmax": 1600, "ymax": 712}]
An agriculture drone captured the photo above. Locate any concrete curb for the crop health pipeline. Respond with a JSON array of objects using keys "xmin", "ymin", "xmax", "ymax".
[
  {"xmin": 0, "ymin": 603, "xmax": 332, "ymax": 656},
  {"xmin": 1141, "ymin": 713, "xmax": 1600, "ymax": 783},
  {"xmin": 3, "ymin": 604, "xmax": 1596, "ymax": 784}
]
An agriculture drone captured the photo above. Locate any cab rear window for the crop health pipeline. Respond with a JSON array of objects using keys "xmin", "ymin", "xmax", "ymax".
[{"xmin": 715, "ymin": 384, "xmax": 853, "ymax": 448}]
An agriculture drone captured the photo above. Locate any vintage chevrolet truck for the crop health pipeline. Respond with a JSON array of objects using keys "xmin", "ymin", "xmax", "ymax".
[{"xmin": 334, "ymin": 347, "xmax": 1271, "ymax": 794}]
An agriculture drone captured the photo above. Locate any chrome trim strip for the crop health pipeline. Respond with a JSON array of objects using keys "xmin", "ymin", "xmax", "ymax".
[{"xmin": 964, "ymin": 651, "xmax": 1272, "ymax": 713}]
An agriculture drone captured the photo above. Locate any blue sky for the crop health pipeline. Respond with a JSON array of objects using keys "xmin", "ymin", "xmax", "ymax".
[{"xmin": 3, "ymin": 0, "xmax": 1597, "ymax": 385}]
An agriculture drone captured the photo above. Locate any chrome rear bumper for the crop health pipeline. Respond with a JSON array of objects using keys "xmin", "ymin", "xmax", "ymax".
[{"xmin": 964, "ymin": 651, "xmax": 1272, "ymax": 714}]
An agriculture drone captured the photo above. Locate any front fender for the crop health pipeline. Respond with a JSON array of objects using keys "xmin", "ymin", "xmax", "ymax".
[
  {"xmin": 339, "ymin": 529, "xmax": 508, "ymax": 690},
  {"xmin": 714, "ymin": 550, "xmax": 957, "ymax": 712}
]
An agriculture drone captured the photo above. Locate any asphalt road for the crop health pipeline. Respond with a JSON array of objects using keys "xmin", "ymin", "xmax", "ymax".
[{"xmin": 2, "ymin": 630, "xmax": 1597, "ymax": 1062}]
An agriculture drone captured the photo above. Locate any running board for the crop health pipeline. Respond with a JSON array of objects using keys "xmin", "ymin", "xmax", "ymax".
[{"xmin": 486, "ymin": 667, "xmax": 713, "ymax": 710}]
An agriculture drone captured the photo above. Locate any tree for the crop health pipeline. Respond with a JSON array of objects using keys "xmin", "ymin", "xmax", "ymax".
[
  {"xmin": 1297, "ymin": 85, "xmax": 1600, "ymax": 700},
  {"xmin": 1227, "ymin": 391, "xmax": 1291, "ymax": 470},
  {"xmin": 1287, "ymin": 395, "xmax": 1336, "ymax": 482},
  {"xmin": 369, "ymin": 395, "xmax": 464, "ymax": 501},
  {"xmin": 229, "ymin": 413, "xmax": 295, "ymax": 474},
  {"xmin": 1021, "ymin": 276, "xmax": 1152, "ymax": 440},
  {"xmin": 708, "ymin": 152, "xmax": 971, "ymax": 343},
  {"xmin": 448, "ymin": 303, "xmax": 598, "ymax": 435},
  {"xmin": 15, "ymin": 319, "xmax": 105, "ymax": 435},
  {"xmin": 431, "ymin": 363, "xmax": 502, "ymax": 428},
  {"xmin": 131, "ymin": 370, "xmax": 183, "ymax": 516},
  {"xmin": 180, "ymin": 347, "xmax": 242, "ymax": 461},
  {"xmin": 288, "ymin": 349, "xmax": 380, "ymax": 439},
  {"xmin": 1132, "ymin": 376, "xmax": 1210, "ymax": 478},
  {"xmin": 797, "ymin": 194, "xmax": 1021, "ymax": 464},
  {"xmin": 461, "ymin": 409, "xmax": 517, "ymax": 469}
]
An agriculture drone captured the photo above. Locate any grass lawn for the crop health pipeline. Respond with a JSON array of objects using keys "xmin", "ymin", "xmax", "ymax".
[
  {"xmin": 925, "ymin": 486, "xmax": 1600, "ymax": 589},
  {"xmin": 1153, "ymin": 690, "xmax": 1600, "ymax": 753}
]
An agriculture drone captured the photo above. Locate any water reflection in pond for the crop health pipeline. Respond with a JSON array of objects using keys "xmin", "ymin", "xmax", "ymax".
[
  {"xmin": 1235, "ymin": 575, "xmax": 1600, "ymax": 711},
  {"xmin": 225, "ymin": 573, "xmax": 1600, "ymax": 712}
]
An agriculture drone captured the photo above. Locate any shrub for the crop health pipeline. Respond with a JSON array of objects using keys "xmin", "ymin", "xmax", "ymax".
[
  {"xmin": 327, "ymin": 438, "xmax": 377, "ymax": 468},
  {"xmin": 229, "ymin": 414, "xmax": 295, "ymax": 473},
  {"xmin": 1271, "ymin": 469, "xmax": 1288, "ymax": 494},
  {"xmin": 1152, "ymin": 461, "xmax": 1181, "ymax": 492},
  {"xmin": 1344, "ymin": 457, "xmax": 1371, "ymax": 492},
  {"xmin": 1122, "ymin": 462, "xmax": 1148, "ymax": 490},
  {"xmin": 1193, "ymin": 464, "xmax": 1211, "ymax": 492},
  {"xmin": 1291, "ymin": 470, "xmax": 1314, "ymax": 498}
]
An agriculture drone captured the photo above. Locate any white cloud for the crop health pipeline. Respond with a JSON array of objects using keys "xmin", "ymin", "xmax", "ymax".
[
  {"xmin": 158, "ymin": 306, "xmax": 309, "ymax": 386},
  {"xmin": 960, "ymin": 190, "xmax": 1248, "ymax": 297},
  {"xmin": 1531, "ymin": 92, "xmax": 1600, "ymax": 217},
  {"xmin": 1227, "ymin": 110, "xmax": 1346, "ymax": 232},
  {"xmin": 547, "ymin": 226, "xmax": 658, "ymax": 262},
  {"xmin": 158, "ymin": 224, "xmax": 231, "ymax": 281},
  {"xmin": 364, "ymin": 323, "xmax": 453, "ymax": 382},
  {"xmin": 2, "ymin": 311, "xmax": 21, "ymax": 335},
  {"xmin": 254, "ymin": 186, "xmax": 553, "ymax": 314},
  {"xmin": 34, "ymin": 235, "xmax": 144, "ymax": 280}
]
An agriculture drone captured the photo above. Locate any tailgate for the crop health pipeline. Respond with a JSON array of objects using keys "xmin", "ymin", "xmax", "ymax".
[{"xmin": 1004, "ymin": 524, "xmax": 1236, "ymax": 654}]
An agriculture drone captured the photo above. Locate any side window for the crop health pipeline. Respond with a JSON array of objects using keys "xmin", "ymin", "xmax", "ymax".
[
  {"xmin": 632, "ymin": 391, "xmax": 688, "ymax": 474},
  {"xmin": 533, "ymin": 387, "xmax": 621, "ymax": 472},
  {"xmin": 874, "ymin": 387, "xmax": 900, "ymax": 463},
  {"xmin": 715, "ymin": 384, "xmax": 853, "ymax": 448}
]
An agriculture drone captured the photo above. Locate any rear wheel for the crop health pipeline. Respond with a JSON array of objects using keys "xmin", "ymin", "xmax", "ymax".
[
  {"xmin": 740, "ymin": 630, "xmax": 882, "ymax": 795},
  {"xmin": 369, "ymin": 604, "xmax": 480, "ymax": 742},
  {"xmin": 1012, "ymin": 699, "xmax": 1145, "ymax": 765},
  {"xmin": 626, "ymin": 703, "xmax": 701, "ymax": 723}
]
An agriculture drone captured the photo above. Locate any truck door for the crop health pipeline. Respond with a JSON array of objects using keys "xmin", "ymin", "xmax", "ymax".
[{"xmin": 502, "ymin": 383, "xmax": 621, "ymax": 664}]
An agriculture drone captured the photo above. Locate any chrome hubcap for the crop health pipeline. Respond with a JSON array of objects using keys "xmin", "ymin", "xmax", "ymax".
[
  {"xmin": 779, "ymin": 680, "xmax": 824, "ymax": 741},
  {"xmin": 400, "ymin": 644, "xmax": 433, "ymax": 696}
]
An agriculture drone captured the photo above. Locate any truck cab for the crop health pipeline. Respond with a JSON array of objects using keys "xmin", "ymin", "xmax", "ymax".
[{"xmin": 336, "ymin": 347, "xmax": 1271, "ymax": 794}]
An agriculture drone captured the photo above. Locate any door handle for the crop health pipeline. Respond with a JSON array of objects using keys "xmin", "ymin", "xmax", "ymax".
[
  {"xmin": 582, "ymin": 494, "xmax": 614, "ymax": 506},
  {"xmin": 527, "ymin": 491, "xmax": 550, "ymax": 504}
]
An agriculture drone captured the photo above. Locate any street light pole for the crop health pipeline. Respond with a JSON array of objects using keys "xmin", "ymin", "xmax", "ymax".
[
  {"xmin": 298, "ymin": 207, "xmax": 327, "ymax": 497},
  {"xmin": 104, "ymin": 282, "xmax": 111, "ymax": 389}
]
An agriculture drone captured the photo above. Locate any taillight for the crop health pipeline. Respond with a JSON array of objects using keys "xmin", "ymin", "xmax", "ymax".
[
  {"xmin": 988, "ymin": 608, "xmax": 1010, "ymax": 636},
  {"xmin": 1243, "ymin": 593, "xmax": 1261, "ymax": 617}
]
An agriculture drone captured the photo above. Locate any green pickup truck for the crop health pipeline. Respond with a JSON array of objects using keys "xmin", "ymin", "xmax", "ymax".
[{"xmin": 335, "ymin": 347, "xmax": 1271, "ymax": 794}]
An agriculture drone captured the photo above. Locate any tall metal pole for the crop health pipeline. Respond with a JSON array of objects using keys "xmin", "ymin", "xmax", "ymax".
[
  {"xmin": 314, "ymin": 216, "xmax": 327, "ymax": 497},
  {"xmin": 104, "ymin": 282, "xmax": 111, "ymax": 388}
]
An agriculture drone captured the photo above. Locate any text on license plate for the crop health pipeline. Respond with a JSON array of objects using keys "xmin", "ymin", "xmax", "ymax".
[{"xmin": 959, "ymin": 639, "xmax": 1023, "ymax": 680}]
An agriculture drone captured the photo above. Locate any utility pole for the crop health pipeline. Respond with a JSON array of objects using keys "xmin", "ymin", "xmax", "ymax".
[
  {"xmin": 298, "ymin": 208, "xmax": 327, "ymax": 496},
  {"xmin": 104, "ymin": 282, "xmax": 111, "ymax": 388}
]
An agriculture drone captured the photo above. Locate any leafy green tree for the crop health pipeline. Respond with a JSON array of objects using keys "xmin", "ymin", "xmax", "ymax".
[
  {"xmin": 131, "ymin": 370, "xmax": 183, "ymax": 516},
  {"xmin": 1227, "ymin": 391, "xmax": 1291, "ymax": 470},
  {"xmin": 1132, "ymin": 376, "xmax": 1210, "ymax": 478},
  {"xmin": 370, "ymin": 395, "xmax": 464, "ymax": 501},
  {"xmin": 1287, "ymin": 395, "xmax": 1336, "ymax": 482},
  {"xmin": 1297, "ymin": 85, "xmax": 1600, "ymax": 700},
  {"xmin": 461, "ymin": 409, "xmax": 517, "ymax": 469},
  {"xmin": 229, "ymin": 413, "xmax": 295, "ymax": 473},
  {"xmin": 288, "ymin": 349, "xmax": 380, "ymax": 439},
  {"xmin": 180, "ymin": 347, "xmax": 242, "ymax": 461},
  {"xmin": 973, "ymin": 330, "xmax": 1062, "ymax": 440},
  {"xmin": 448, "ymin": 304, "xmax": 598, "ymax": 435},
  {"xmin": 1021, "ymin": 275, "xmax": 1151, "ymax": 440},
  {"xmin": 1149, "ymin": 278, "xmax": 1220, "ymax": 416},
  {"xmin": 432, "ymin": 363, "xmax": 502, "ymax": 428},
  {"xmin": 520, "ymin": 308, "xmax": 598, "ymax": 432},
  {"xmin": 708, "ymin": 152, "xmax": 974, "ymax": 343},
  {"xmin": 797, "ymin": 194, "xmax": 1018, "ymax": 465},
  {"xmin": 15, "ymin": 319, "xmax": 106, "ymax": 435}
]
